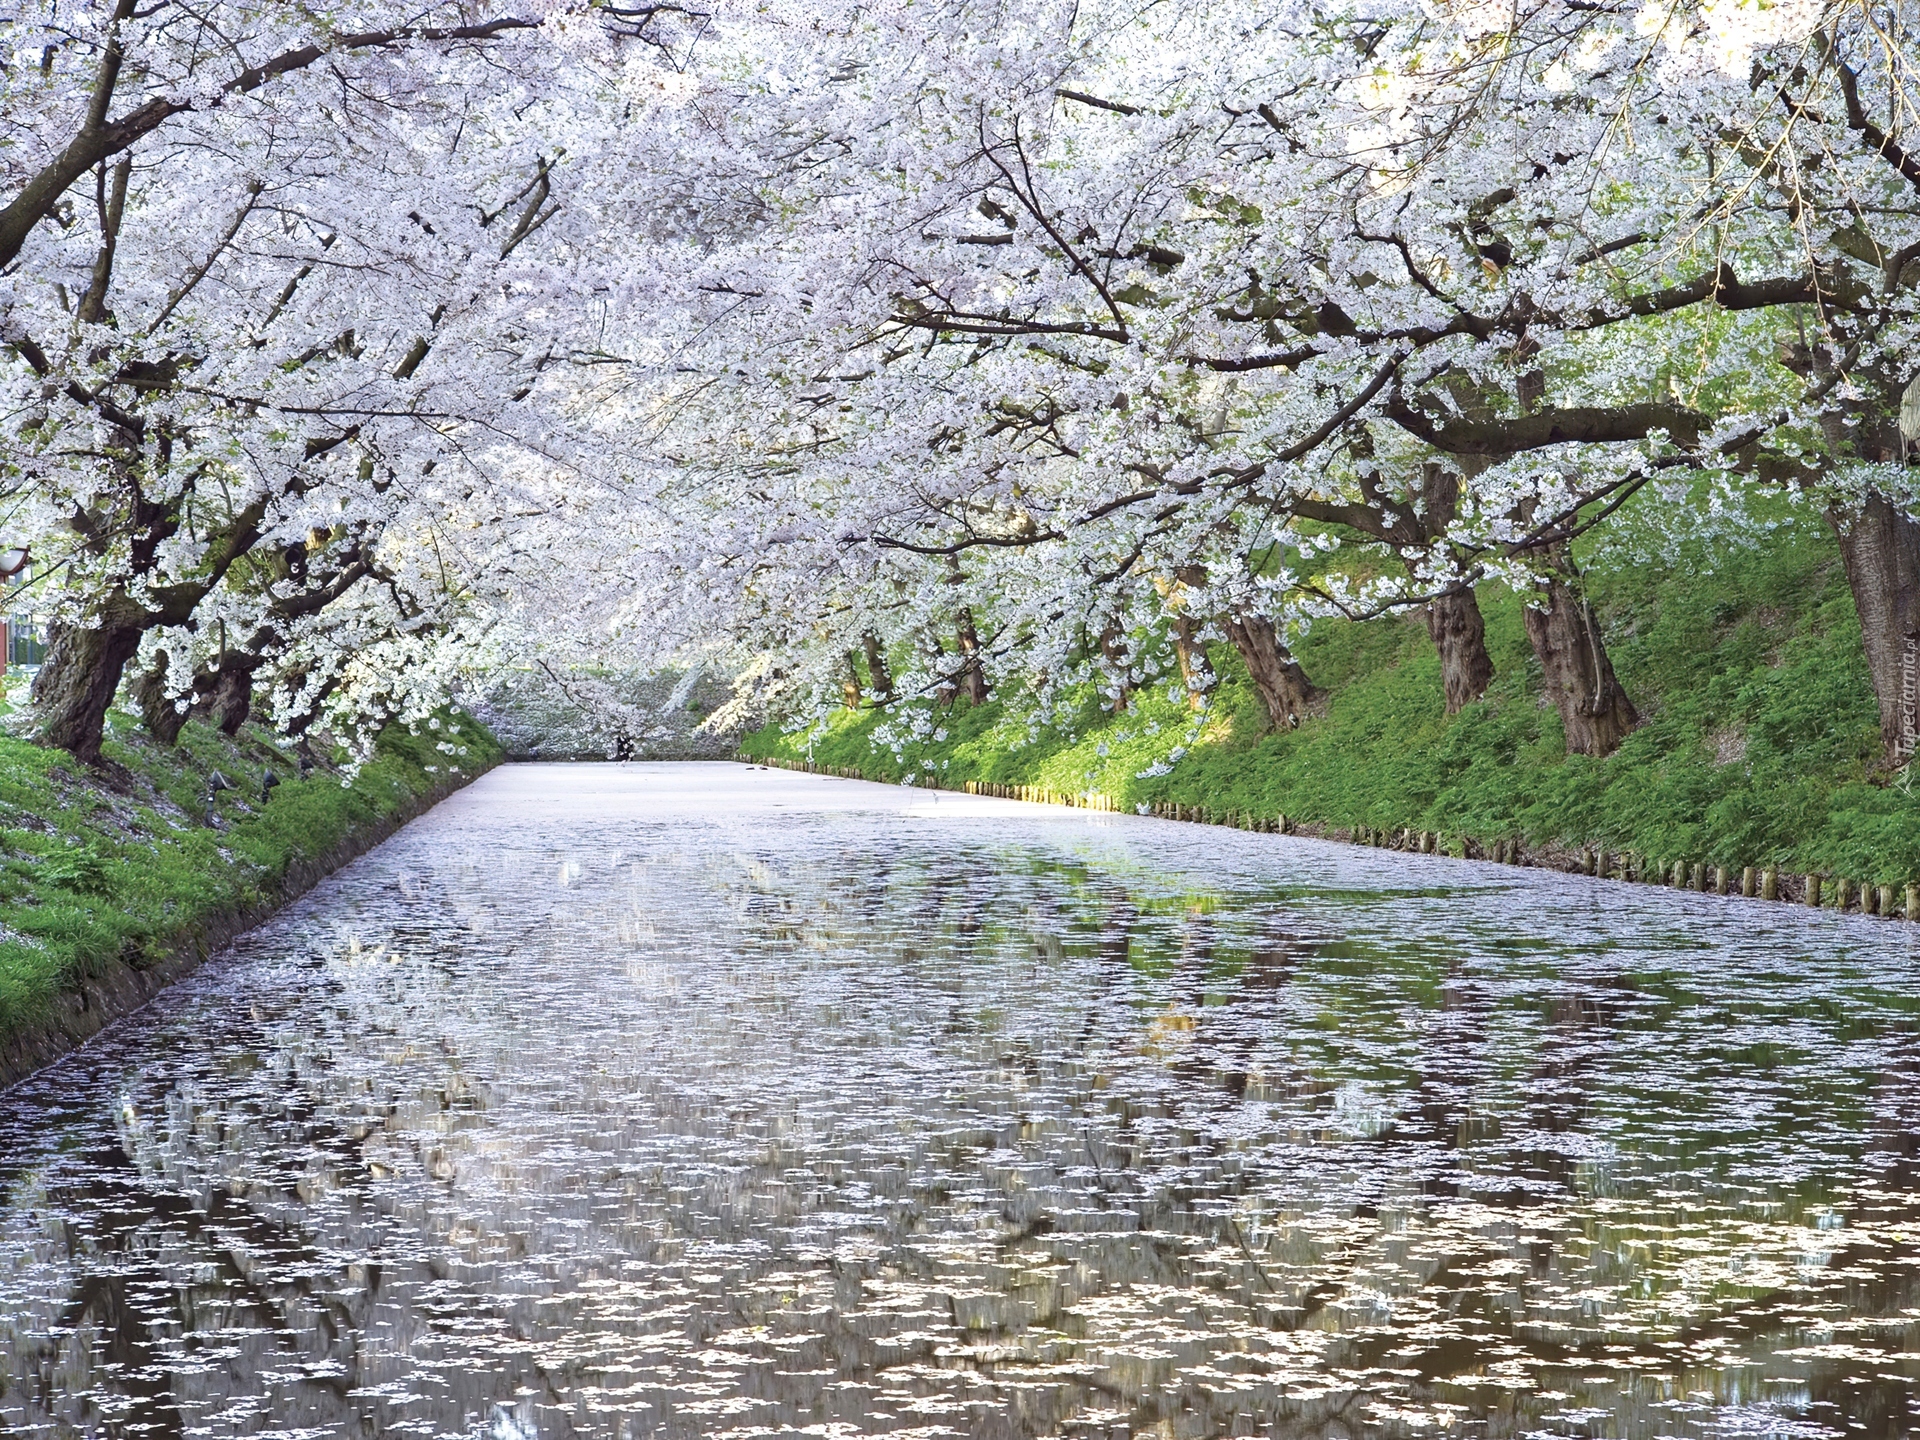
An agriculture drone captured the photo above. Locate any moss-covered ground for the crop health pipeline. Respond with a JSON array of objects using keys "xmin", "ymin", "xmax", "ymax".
[
  {"xmin": 743, "ymin": 505, "xmax": 1920, "ymax": 886},
  {"xmin": 0, "ymin": 706, "xmax": 500, "ymax": 1040}
]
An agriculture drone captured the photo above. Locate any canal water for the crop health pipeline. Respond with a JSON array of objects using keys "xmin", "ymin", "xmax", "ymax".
[{"xmin": 3, "ymin": 762, "xmax": 1920, "ymax": 1440}]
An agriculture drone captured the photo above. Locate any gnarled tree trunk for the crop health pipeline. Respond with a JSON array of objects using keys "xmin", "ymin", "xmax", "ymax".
[
  {"xmin": 1224, "ymin": 611, "xmax": 1321, "ymax": 730},
  {"xmin": 278, "ymin": 668, "xmax": 339, "ymax": 740},
  {"xmin": 1425, "ymin": 588, "xmax": 1494, "ymax": 712},
  {"xmin": 1099, "ymin": 623, "xmax": 1131, "ymax": 712},
  {"xmin": 1827, "ymin": 493, "xmax": 1920, "ymax": 768},
  {"xmin": 211, "ymin": 660, "xmax": 259, "ymax": 735},
  {"xmin": 862, "ymin": 631, "xmax": 893, "ymax": 701},
  {"xmin": 955, "ymin": 608, "xmax": 989, "ymax": 705},
  {"xmin": 128, "ymin": 651, "xmax": 191, "ymax": 746},
  {"xmin": 1523, "ymin": 574, "xmax": 1637, "ymax": 757},
  {"xmin": 29, "ymin": 619, "xmax": 143, "ymax": 765},
  {"xmin": 842, "ymin": 651, "xmax": 863, "ymax": 711},
  {"xmin": 1170, "ymin": 615, "xmax": 1214, "ymax": 710}
]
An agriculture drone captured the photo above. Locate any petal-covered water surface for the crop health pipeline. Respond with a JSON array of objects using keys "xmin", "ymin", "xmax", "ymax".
[{"xmin": 3, "ymin": 762, "xmax": 1919, "ymax": 1440}]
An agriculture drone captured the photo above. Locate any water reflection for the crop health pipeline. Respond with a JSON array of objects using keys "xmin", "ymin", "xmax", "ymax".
[{"xmin": 3, "ymin": 763, "xmax": 1920, "ymax": 1438}]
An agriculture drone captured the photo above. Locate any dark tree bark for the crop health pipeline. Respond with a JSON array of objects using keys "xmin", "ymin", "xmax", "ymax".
[
  {"xmin": 277, "ymin": 669, "xmax": 340, "ymax": 740},
  {"xmin": 128, "ymin": 652, "xmax": 190, "ymax": 745},
  {"xmin": 210, "ymin": 660, "xmax": 258, "ymax": 735},
  {"xmin": 1170, "ymin": 614, "xmax": 1215, "ymax": 710},
  {"xmin": 29, "ymin": 619, "xmax": 143, "ymax": 765},
  {"xmin": 842, "ymin": 651, "xmax": 862, "ymax": 711},
  {"xmin": 1827, "ymin": 493, "xmax": 1920, "ymax": 768},
  {"xmin": 1099, "ymin": 623, "xmax": 1131, "ymax": 712},
  {"xmin": 25, "ymin": 459, "xmax": 272, "ymax": 761},
  {"xmin": 1289, "ymin": 460, "xmax": 1496, "ymax": 712},
  {"xmin": 1522, "ymin": 572, "xmax": 1638, "ymax": 757},
  {"xmin": 1223, "ymin": 610, "xmax": 1322, "ymax": 729},
  {"xmin": 1425, "ymin": 588, "xmax": 1495, "ymax": 712},
  {"xmin": 955, "ymin": 608, "xmax": 989, "ymax": 705},
  {"xmin": 862, "ymin": 631, "xmax": 893, "ymax": 700}
]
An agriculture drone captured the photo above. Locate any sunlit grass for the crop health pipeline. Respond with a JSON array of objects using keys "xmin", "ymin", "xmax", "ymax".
[
  {"xmin": 745, "ymin": 509, "xmax": 1918, "ymax": 883},
  {"xmin": 0, "ymin": 709, "xmax": 501, "ymax": 1038}
]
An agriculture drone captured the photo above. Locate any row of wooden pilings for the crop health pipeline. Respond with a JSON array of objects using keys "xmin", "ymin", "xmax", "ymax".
[{"xmin": 745, "ymin": 753, "xmax": 1920, "ymax": 921}]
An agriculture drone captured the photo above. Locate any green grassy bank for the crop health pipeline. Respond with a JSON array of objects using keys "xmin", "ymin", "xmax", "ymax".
[
  {"xmin": 744, "ymin": 507, "xmax": 1920, "ymax": 887},
  {"xmin": 0, "ymin": 708, "xmax": 500, "ymax": 1051}
]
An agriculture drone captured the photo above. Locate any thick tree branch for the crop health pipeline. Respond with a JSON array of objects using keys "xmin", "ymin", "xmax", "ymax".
[
  {"xmin": 1384, "ymin": 394, "xmax": 1707, "ymax": 454},
  {"xmin": 0, "ymin": 15, "xmax": 540, "ymax": 272}
]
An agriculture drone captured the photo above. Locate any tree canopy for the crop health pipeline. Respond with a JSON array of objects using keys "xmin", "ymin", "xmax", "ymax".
[{"xmin": 3, "ymin": 0, "xmax": 1917, "ymax": 765}]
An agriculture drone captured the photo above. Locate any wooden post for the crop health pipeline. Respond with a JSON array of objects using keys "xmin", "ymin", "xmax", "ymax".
[
  {"xmin": 1908, "ymin": 883, "xmax": 1920, "ymax": 920},
  {"xmin": 1714, "ymin": 866, "xmax": 1730, "ymax": 896},
  {"xmin": 1880, "ymin": 885, "xmax": 1896, "ymax": 918},
  {"xmin": 1761, "ymin": 867, "xmax": 1777, "ymax": 901},
  {"xmin": 1806, "ymin": 874, "xmax": 1823, "ymax": 907},
  {"xmin": 1835, "ymin": 876, "xmax": 1853, "ymax": 910},
  {"xmin": 1740, "ymin": 866, "xmax": 1756, "ymax": 897}
]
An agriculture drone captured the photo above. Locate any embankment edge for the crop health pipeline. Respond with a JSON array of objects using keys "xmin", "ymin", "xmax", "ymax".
[{"xmin": 0, "ymin": 759, "xmax": 497, "ymax": 1092}]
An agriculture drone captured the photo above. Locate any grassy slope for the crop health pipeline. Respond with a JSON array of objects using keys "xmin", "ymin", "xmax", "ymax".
[
  {"xmin": 744, "ymin": 509, "xmax": 1920, "ymax": 884},
  {"xmin": 0, "ymin": 708, "xmax": 501, "ymax": 1038}
]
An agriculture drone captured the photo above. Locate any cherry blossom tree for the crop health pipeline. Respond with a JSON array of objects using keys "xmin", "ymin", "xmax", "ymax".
[
  {"xmin": 562, "ymin": 0, "xmax": 1915, "ymax": 759},
  {"xmin": 5, "ymin": 0, "xmax": 1916, "ymax": 768},
  {"xmin": 0, "ymin": 0, "xmax": 702, "ymax": 762}
]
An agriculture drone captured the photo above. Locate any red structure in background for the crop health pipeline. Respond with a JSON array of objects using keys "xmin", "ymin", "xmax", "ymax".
[{"xmin": 0, "ymin": 617, "xmax": 43, "ymax": 677}]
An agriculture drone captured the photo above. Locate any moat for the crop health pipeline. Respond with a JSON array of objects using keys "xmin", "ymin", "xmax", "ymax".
[{"xmin": 3, "ymin": 763, "xmax": 1918, "ymax": 1439}]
